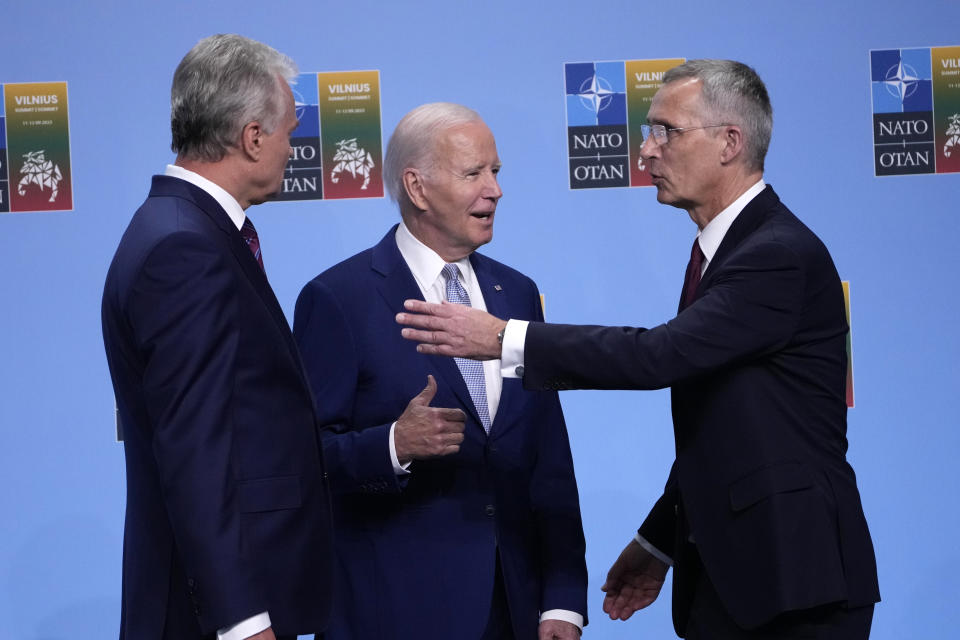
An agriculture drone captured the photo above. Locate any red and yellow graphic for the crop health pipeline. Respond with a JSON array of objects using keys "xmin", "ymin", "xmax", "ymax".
[
  {"xmin": 317, "ymin": 70, "xmax": 383, "ymax": 199},
  {"xmin": 626, "ymin": 58, "xmax": 684, "ymax": 187},
  {"xmin": 2, "ymin": 82, "xmax": 72, "ymax": 212},
  {"xmin": 932, "ymin": 46, "xmax": 960, "ymax": 174}
]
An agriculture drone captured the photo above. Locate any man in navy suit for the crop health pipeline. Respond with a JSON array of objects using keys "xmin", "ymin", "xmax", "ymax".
[
  {"xmin": 101, "ymin": 35, "xmax": 332, "ymax": 640},
  {"xmin": 397, "ymin": 61, "xmax": 880, "ymax": 639},
  {"xmin": 293, "ymin": 103, "xmax": 587, "ymax": 640}
]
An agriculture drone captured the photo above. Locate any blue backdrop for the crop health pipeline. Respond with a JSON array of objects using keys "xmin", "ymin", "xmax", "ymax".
[{"xmin": 2, "ymin": 1, "xmax": 958, "ymax": 638}]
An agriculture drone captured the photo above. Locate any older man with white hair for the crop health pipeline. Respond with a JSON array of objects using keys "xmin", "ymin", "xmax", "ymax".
[{"xmin": 294, "ymin": 102, "xmax": 588, "ymax": 640}]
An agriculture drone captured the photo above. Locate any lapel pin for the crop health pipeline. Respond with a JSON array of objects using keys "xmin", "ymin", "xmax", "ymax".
[{"xmin": 494, "ymin": 284, "xmax": 502, "ymax": 291}]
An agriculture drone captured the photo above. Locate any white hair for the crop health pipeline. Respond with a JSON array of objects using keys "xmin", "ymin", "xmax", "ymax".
[
  {"xmin": 171, "ymin": 34, "xmax": 298, "ymax": 162},
  {"xmin": 383, "ymin": 102, "xmax": 483, "ymax": 206},
  {"xmin": 663, "ymin": 59, "xmax": 773, "ymax": 171}
]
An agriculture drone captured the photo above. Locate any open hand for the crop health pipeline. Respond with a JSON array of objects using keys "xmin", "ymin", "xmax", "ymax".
[
  {"xmin": 397, "ymin": 299, "xmax": 506, "ymax": 360},
  {"xmin": 601, "ymin": 539, "xmax": 669, "ymax": 621}
]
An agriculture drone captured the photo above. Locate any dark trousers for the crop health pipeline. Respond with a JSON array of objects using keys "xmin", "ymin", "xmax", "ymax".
[
  {"xmin": 480, "ymin": 555, "xmax": 515, "ymax": 640},
  {"xmin": 684, "ymin": 567, "xmax": 874, "ymax": 640}
]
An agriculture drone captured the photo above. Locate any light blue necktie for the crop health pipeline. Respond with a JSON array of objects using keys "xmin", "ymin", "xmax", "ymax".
[{"xmin": 441, "ymin": 264, "xmax": 491, "ymax": 433}]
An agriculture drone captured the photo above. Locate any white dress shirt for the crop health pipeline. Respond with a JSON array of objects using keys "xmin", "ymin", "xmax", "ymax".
[
  {"xmin": 387, "ymin": 222, "xmax": 503, "ymax": 472},
  {"xmin": 394, "ymin": 222, "xmax": 582, "ymax": 631},
  {"xmin": 163, "ymin": 165, "xmax": 272, "ymax": 640},
  {"xmin": 165, "ymin": 164, "xmax": 247, "ymax": 231},
  {"xmin": 501, "ymin": 180, "xmax": 766, "ymax": 566}
]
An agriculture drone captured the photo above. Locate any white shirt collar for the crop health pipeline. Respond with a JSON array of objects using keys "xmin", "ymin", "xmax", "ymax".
[
  {"xmin": 164, "ymin": 164, "xmax": 246, "ymax": 231},
  {"xmin": 395, "ymin": 221, "xmax": 474, "ymax": 293},
  {"xmin": 696, "ymin": 179, "xmax": 766, "ymax": 267}
]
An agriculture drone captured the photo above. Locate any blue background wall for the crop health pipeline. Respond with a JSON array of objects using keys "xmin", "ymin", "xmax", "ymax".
[{"xmin": 2, "ymin": 1, "xmax": 958, "ymax": 637}]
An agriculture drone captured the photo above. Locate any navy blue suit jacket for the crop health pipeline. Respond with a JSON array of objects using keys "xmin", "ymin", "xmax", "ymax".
[
  {"xmin": 522, "ymin": 186, "xmax": 879, "ymax": 632},
  {"xmin": 101, "ymin": 175, "xmax": 333, "ymax": 639},
  {"xmin": 293, "ymin": 227, "xmax": 587, "ymax": 640}
]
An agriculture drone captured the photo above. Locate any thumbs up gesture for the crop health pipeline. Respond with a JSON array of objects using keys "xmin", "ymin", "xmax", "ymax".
[{"xmin": 394, "ymin": 375, "xmax": 466, "ymax": 464}]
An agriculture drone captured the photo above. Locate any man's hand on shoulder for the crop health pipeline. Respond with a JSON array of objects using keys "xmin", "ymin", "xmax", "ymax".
[
  {"xmin": 394, "ymin": 375, "xmax": 466, "ymax": 464},
  {"xmin": 397, "ymin": 299, "xmax": 506, "ymax": 360},
  {"xmin": 539, "ymin": 618, "xmax": 581, "ymax": 640}
]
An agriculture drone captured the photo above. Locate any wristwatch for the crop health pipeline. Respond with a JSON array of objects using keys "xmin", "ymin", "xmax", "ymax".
[{"xmin": 497, "ymin": 327, "xmax": 505, "ymax": 344}]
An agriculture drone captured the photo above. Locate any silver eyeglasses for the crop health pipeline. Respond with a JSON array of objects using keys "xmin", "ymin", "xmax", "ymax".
[{"xmin": 640, "ymin": 123, "xmax": 734, "ymax": 146}]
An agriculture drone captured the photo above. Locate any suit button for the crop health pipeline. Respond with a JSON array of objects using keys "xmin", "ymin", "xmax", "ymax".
[
  {"xmin": 193, "ymin": 606, "xmax": 201, "ymax": 616},
  {"xmin": 515, "ymin": 365, "xmax": 524, "ymax": 377},
  {"xmin": 485, "ymin": 504, "xmax": 496, "ymax": 516}
]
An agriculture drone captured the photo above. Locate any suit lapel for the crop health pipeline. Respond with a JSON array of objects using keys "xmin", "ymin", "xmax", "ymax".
[
  {"xmin": 371, "ymin": 227, "xmax": 480, "ymax": 423},
  {"xmin": 156, "ymin": 177, "xmax": 310, "ymax": 389},
  {"xmin": 693, "ymin": 185, "xmax": 779, "ymax": 299},
  {"xmin": 702, "ymin": 185, "xmax": 777, "ymax": 285}
]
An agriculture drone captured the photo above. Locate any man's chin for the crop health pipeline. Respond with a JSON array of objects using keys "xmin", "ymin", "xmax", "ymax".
[
  {"xmin": 474, "ymin": 230, "xmax": 494, "ymax": 248},
  {"xmin": 258, "ymin": 184, "xmax": 284, "ymax": 204}
]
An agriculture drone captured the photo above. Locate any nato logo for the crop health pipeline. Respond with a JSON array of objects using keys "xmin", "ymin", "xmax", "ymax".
[
  {"xmin": 565, "ymin": 62, "xmax": 629, "ymax": 188},
  {"xmin": 870, "ymin": 48, "xmax": 934, "ymax": 176},
  {"xmin": 275, "ymin": 75, "xmax": 323, "ymax": 200},
  {"xmin": 871, "ymin": 49, "xmax": 933, "ymax": 113},
  {"xmin": 566, "ymin": 62, "xmax": 627, "ymax": 126}
]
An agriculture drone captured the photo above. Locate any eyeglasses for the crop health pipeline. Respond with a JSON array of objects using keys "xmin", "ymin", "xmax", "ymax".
[{"xmin": 640, "ymin": 123, "xmax": 734, "ymax": 146}]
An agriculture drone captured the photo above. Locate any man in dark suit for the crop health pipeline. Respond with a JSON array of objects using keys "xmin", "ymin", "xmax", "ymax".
[
  {"xmin": 293, "ymin": 103, "xmax": 587, "ymax": 640},
  {"xmin": 101, "ymin": 35, "xmax": 332, "ymax": 640},
  {"xmin": 397, "ymin": 61, "xmax": 880, "ymax": 639}
]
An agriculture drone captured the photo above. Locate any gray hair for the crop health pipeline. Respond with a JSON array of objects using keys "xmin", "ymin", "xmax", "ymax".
[
  {"xmin": 384, "ymin": 102, "xmax": 483, "ymax": 205},
  {"xmin": 171, "ymin": 34, "xmax": 298, "ymax": 162},
  {"xmin": 663, "ymin": 59, "xmax": 772, "ymax": 171}
]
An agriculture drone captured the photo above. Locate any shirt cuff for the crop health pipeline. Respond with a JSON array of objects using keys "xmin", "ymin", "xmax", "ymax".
[
  {"xmin": 540, "ymin": 609, "xmax": 583, "ymax": 631},
  {"xmin": 634, "ymin": 532, "xmax": 673, "ymax": 567},
  {"xmin": 218, "ymin": 611, "xmax": 270, "ymax": 640},
  {"xmin": 500, "ymin": 319, "xmax": 528, "ymax": 379},
  {"xmin": 389, "ymin": 421, "xmax": 411, "ymax": 475}
]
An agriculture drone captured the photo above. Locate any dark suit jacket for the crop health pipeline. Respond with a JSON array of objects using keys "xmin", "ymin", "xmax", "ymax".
[
  {"xmin": 292, "ymin": 226, "xmax": 587, "ymax": 640},
  {"xmin": 101, "ymin": 175, "xmax": 333, "ymax": 640},
  {"xmin": 522, "ymin": 186, "xmax": 879, "ymax": 632}
]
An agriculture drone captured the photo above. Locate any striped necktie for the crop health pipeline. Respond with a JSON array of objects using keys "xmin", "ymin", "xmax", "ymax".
[
  {"xmin": 241, "ymin": 217, "xmax": 265, "ymax": 272},
  {"xmin": 441, "ymin": 263, "xmax": 491, "ymax": 433}
]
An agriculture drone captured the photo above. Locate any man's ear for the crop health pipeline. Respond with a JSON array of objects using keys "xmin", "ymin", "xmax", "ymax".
[
  {"xmin": 403, "ymin": 168, "xmax": 429, "ymax": 211},
  {"xmin": 240, "ymin": 121, "xmax": 264, "ymax": 161},
  {"xmin": 719, "ymin": 125, "xmax": 745, "ymax": 165}
]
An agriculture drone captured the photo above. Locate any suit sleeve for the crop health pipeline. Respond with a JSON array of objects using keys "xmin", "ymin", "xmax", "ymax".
[
  {"xmin": 293, "ymin": 279, "xmax": 404, "ymax": 495},
  {"xmin": 524, "ymin": 285, "xmax": 589, "ymax": 620},
  {"xmin": 637, "ymin": 463, "xmax": 679, "ymax": 561},
  {"xmin": 127, "ymin": 232, "xmax": 263, "ymax": 629},
  {"xmin": 523, "ymin": 237, "xmax": 805, "ymax": 391}
]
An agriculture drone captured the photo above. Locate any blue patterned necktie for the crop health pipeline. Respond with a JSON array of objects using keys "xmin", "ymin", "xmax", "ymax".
[
  {"xmin": 241, "ymin": 217, "xmax": 265, "ymax": 272},
  {"xmin": 441, "ymin": 263, "xmax": 491, "ymax": 433}
]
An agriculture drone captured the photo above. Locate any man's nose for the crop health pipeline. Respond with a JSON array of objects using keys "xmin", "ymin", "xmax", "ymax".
[
  {"xmin": 639, "ymin": 134, "xmax": 659, "ymax": 162},
  {"xmin": 484, "ymin": 172, "xmax": 502, "ymax": 200}
]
